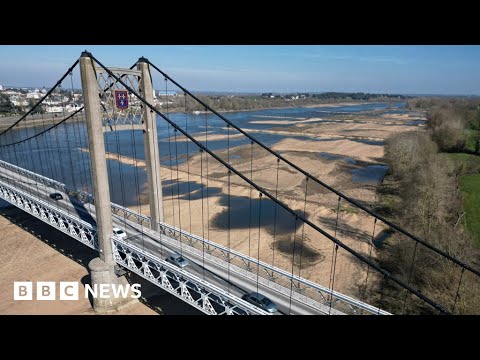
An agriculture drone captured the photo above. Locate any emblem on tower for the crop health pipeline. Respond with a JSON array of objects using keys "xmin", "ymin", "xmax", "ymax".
[{"xmin": 115, "ymin": 90, "xmax": 129, "ymax": 110}]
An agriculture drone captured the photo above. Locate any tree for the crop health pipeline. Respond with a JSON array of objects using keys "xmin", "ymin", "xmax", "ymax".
[
  {"xmin": 384, "ymin": 131, "xmax": 438, "ymax": 178},
  {"xmin": 27, "ymin": 98, "xmax": 45, "ymax": 114},
  {"xmin": 0, "ymin": 93, "xmax": 15, "ymax": 113},
  {"xmin": 378, "ymin": 147, "xmax": 479, "ymax": 314},
  {"xmin": 401, "ymin": 156, "xmax": 460, "ymax": 238},
  {"xmin": 471, "ymin": 107, "xmax": 480, "ymax": 155},
  {"xmin": 428, "ymin": 107, "xmax": 466, "ymax": 152}
]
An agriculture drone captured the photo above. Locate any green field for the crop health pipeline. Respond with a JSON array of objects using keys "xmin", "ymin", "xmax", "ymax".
[
  {"xmin": 465, "ymin": 129, "xmax": 480, "ymax": 153},
  {"xmin": 444, "ymin": 153, "xmax": 480, "ymax": 244},
  {"xmin": 461, "ymin": 174, "xmax": 480, "ymax": 244},
  {"xmin": 444, "ymin": 152, "xmax": 480, "ymax": 173}
]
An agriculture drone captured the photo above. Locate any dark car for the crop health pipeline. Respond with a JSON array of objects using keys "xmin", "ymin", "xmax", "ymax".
[
  {"xmin": 242, "ymin": 292, "xmax": 278, "ymax": 313},
  {"xmin": 166, "ymin": 253, "xmax": 189, "ymax": 268},
  {"xmin": 49, "ymin": 192, "xmax": 63, "ymax": 200}
]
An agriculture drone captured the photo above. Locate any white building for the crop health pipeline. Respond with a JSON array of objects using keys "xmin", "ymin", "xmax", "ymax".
[
  {"xmin": 11, "ymin": 99, "xmax": 29, "ymax": 107},
  {"xmin": 156, "ymin": 90, "xmax": 177, "ymax": 97},
  {"xmin": 0, "ymin": 85, "xmax": 3, "ymax": 90},
  {"xmin": 3, "ymin": 90, "xmax": 20, "ymax": 96},
  {"xmin": 157, "ymin": 101, "xmax": 173, "ymax": 106},
  {"xmin": 45, "ymin": 106, "xmax": 64, "ymax": 113},
  {"xmin": 65, "ymin": 104, "xmax": 78, "ymax": 113},
  {"xmin": 26, "ymin": 92, "xmax": 41, "ymax": 99}
]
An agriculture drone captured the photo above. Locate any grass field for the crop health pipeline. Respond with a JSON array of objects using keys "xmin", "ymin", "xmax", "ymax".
[
  {"xmin": 445, "ymin": 152, "xmax": 480, "ymax": 244},
  {"xmin": 444, "ymin": 152, "xmax": 480, "ymax": 173},
  {"xmin": 461, "ymin": 174, "xmax": 480, "ymax": 244},
  {"xmin": 465, "ymin": 129, "xmax": 480, "ymax": 153}
]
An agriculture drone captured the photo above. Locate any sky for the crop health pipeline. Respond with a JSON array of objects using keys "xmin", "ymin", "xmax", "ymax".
[{"xmin": 1, "ymin": 45, "xmax": 480, "ymax": 95}]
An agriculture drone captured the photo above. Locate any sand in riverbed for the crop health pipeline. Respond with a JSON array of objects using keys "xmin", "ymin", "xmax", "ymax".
[{"xmin": 126, "ymin": 109, "xmax": 424, "ymax": 297}]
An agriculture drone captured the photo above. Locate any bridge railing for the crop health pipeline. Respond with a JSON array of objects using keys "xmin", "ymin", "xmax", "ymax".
[
  {"xmin": 116, "ymin": 208, "xmax": 389, "ymax": 315},
  {"xmin": 0, "ymin": 157, "xmax": 386, "ymax": 314},
  {"xmin": 112, "ymin": 236, "xmax": 270, "ymax": 315},
  {"xmin": 0, "ymin": 174, "xmax": 270, "ymax": 315},
  {"xmin": 0, "ymin": 178, "xmax": 98, "ymax": 250}
]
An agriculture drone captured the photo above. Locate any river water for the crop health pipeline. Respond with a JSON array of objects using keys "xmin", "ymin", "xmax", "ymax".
[{"xmin": 0, "ymin": 102, "xmax": 405, "ymax": 208}]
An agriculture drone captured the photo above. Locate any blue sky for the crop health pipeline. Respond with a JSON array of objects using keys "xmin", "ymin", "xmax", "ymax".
[{"xmin": 1, "ymin": 45, "xmax": 480, "ymax": 94}]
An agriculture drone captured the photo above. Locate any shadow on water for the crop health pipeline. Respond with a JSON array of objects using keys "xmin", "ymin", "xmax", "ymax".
[
  {"xmin": 211, "ymin": 194, "xmax": 307, "ymax": 235},
  {"xmin": 318, "ymin": 152, "xmax": 357, "ymax": 165},
  {"xmin": 162, "ymin": 178, "xmax": 223, "ymax": 200},
  {"xmin": 350, "ymin": 138, "xmax": 385, "ymax": 146},
  {"xmin": 407, "ymin": 119, "xmax": 427, "ymax": 126},
  {"xmin": 373, "ymin": 229, "xmax": 394, "ymax": 248},
  {"xmin": 163, "ymin": 179, "xmax": 202, "ymax": 195},
  {"xmin": 351, "ymin": 165, "xmax": 389, "ymax": 185},
  {"xmin": 184, "ymin": 187, "xmax": 223, "ymax": 200},
  {"xmin": 383, "ymin": 109, "xmax": 408, "ymax": 115}
]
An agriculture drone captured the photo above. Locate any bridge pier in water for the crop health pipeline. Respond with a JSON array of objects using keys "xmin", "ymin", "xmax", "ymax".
[{"xmin": 80, "ymin": 52, "xmax": 137, "ymax": 313}]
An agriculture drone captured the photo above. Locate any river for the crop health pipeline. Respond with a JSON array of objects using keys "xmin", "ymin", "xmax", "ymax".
[{"xmin": 0, "ymin": 101, "xmax": 406, "ymax": 207}]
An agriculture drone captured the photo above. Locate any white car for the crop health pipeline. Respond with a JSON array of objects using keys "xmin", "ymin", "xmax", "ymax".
[{"xmin": 112, "ymin": 227, "xmax": 127, "ymax": 239}]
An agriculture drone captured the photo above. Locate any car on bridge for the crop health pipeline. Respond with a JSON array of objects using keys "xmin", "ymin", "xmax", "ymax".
[
  {"xmin": 166, "ymin": 253, "xmax": 189, "ymax": 268},
  {"xmin": 112, "ymin": 227, "xmax": 127, "ymax": 239},
  {"xmin": 242, "ymin": 292, "xmax": 278, "ymax": 313},
  {"xmin": 49, "ymin": 192, "xmax": 63, "ymax": 200}
]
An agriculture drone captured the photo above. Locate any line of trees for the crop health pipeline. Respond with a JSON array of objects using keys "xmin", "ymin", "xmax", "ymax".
[
  {"xmin": 378, "ymin": 130, "xmax": 479, "ymax": 314},
  {"xmin": 310, "ymin": 92, "xmax": 409, "ymax": 100},
  {"xmin": 376, "ymin": 98, "xmax": 480, "ymax": 314},
  {"xmin": 155, "ymin": 92, "xmax": 409, "ymax": 114},
  {"xmin": 409, "ymin": 97, "xmax": 480, "ymax": 154},
  {"xmin": 0, "ymin": 93, "xmax": 15, "ymax": 114}
]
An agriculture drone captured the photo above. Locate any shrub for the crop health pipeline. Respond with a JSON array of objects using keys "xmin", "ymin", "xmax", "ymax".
[{"xmin": 384, "ymin": 131, "xmax": 438, "ymax": 178}]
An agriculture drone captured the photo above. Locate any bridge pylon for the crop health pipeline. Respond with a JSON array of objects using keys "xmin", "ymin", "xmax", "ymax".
[
  {"xmin": 137, "ymin": 57, "xmax": 164, "ymax": 230},
  {"xmin": 79, "ymin": 52, "xmax": 137, "ymax": 313}
]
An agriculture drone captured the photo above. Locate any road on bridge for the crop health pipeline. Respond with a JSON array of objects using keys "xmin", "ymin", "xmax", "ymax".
[{"xmin": 0, "ymin": 165, "xmax": 344, "ymax": 315}]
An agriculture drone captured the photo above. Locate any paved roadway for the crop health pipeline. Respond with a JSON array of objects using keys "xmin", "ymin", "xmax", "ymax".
[{"xmin": 0, "ymin": 165, "xmax": 344, "ymax": 315}]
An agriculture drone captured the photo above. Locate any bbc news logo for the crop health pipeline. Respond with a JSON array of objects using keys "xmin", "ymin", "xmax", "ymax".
[{"xmin": 14, "ymin": 282, "xmax": 141, "ymax": 301}]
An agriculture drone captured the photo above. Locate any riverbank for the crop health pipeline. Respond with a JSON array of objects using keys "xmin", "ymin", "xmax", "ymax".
[
  {"xmin": 0, "ymin": 100, "xmax": 386, "ymax": 132},
  {"xmin": 0, "ymin": 113, "xmax": 77, "ymax": 132},
  {"xmin": 161, "ymin": 100, "xmax": 385, "ymax": 116},
  {"xmin": 302, "ymin": 101, "xmax": 372, "ymax": 108}
]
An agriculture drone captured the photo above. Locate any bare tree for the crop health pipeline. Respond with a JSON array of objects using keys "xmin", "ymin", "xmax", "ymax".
[
  {"xmin": 428, "ymin": 107, "xmax": 466, "ymax": 151},
  {"xmin": 384, "ymin": 131, "xmax": 438, "ymax": 179}
]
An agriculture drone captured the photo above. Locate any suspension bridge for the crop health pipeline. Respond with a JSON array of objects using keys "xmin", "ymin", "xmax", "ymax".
[{"xmin": 0, "ymin": 51, "xmax": 478, "ymax": 315}]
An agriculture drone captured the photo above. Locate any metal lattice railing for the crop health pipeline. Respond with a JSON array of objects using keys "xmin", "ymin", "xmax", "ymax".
[
  {"xmin": 112, "ymin": 237, "xmax": 268, "ymax": 315},
  {"xmin": 0, "ymin": 172, "xmax": 268, "ymax": 315},
  {"xmin": 0, "ymin": 179, "xmax": 98, "ymax": 249}
]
